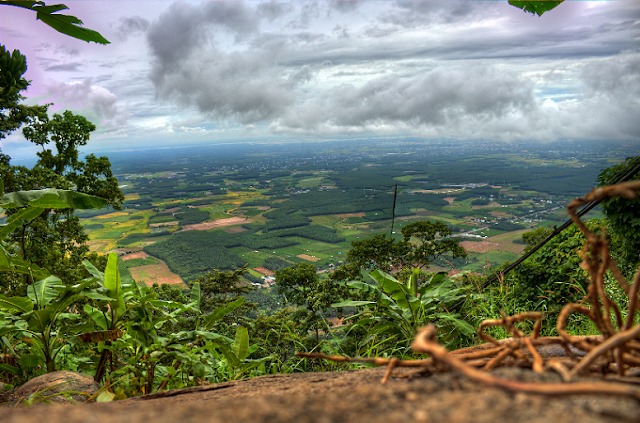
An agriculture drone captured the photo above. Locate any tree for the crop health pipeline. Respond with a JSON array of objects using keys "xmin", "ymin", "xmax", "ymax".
[
  {"xmin": 332, "ymin": 221, "xmax": 467, "ymax": 286},
  {"xmin": 400, "ymin": 221, "xmax": 467, "ymax": 271},
  {"xmin": 191, "ymin": 265, "xmax": 256, "ymax": 328},
  {"xmin": 521, "ymin": 227, "xmax": 552, "ymax": 253},
  {"xmin": 276, "ymin": 263, "xmax": 346, "ymax": 344},
  {"xmin": 1, "ymin": 108, "xmax": 123, "ymax": 293}
]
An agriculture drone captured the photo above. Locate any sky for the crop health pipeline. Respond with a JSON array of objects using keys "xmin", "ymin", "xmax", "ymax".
[{"xmin": 1, "ymin": 0, "xmax": 639, "ymax": 160}]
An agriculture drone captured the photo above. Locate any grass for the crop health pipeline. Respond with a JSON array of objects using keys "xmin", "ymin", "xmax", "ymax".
[
  {"xmin": 122, "ymin": 257, "xmax": 161, "ymax": 268},
  {"xmin": 96, "ymin": 230, "xmax": 128, "ymax": 239},
  {"xmin": 297, "ymin": 178, "xmax": 323, "ymax": 188},
  {"xmin": 149, "ymin": 215, "xmax": 180, "ymax": 224}
]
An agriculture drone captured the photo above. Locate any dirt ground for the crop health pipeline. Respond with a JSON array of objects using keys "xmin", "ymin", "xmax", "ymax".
[
  {"xmin": 128, "ymin": 262, "xmax": 184, "ymax": 287},
  {"xmin": 2, "ymin": 366, "xmax": 638, "ymax": 423},
  {"xmin": 120, "ymin": 251, "xmax": 149, "ymax": 261},
  {"xmin": 297, "ymin": 254, "xmax": 321, "ymax": 262},
  {"xmin": 178, "ymin": 217, "xmax": 250, "ymax": 232}
]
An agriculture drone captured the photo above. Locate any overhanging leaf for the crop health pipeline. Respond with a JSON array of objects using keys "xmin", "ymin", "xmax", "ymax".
[
  {"xmin": 190, "ymin": 282, "xmax": 201, "ymax": 312},
  {"xmin": 0, "ymin": 188, "xmax": 108, "ymax": 209},
  {"xmin": 508, "ymin": 1, "xmax": 564, "ymax": 17},
  {"xmin": 331, "ymin": 300, "xmax": 376, "ymax": 308},
  {"xmin": 1, "ymin": 1, "xmax": 110, "ymax": 44}
]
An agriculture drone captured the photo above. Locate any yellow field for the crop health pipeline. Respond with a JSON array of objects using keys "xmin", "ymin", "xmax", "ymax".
[{"xmin": 96, "ymin": 211, "xmax": 129, "ymax": 219}]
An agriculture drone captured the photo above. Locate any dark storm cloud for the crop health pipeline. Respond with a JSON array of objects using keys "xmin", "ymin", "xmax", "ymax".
[{"xmin": 115, "ymin": 16, "xmax": 150, "ymax": 40}]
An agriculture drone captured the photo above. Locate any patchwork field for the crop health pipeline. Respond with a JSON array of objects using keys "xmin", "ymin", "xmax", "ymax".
[
  {"xmin": 178, "ymin": 217, "xmax": 250, "ymax": 232},
  {"xmin": 297, "ymin": 254, "xmax": 321, "ymax": 262},
  {"xmin": 129, "ymin": 261, "xmax": 185, "ymax": 287}
]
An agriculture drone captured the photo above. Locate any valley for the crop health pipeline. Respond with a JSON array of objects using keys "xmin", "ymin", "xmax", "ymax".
[{"xmin": 79, "ymin": 139, "xmax": 625, "ymax": 296}]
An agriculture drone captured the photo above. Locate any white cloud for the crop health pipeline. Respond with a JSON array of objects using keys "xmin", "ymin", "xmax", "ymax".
[{"xmin": 43, "ymin": 79, "xmax": 130, "ymax": 128}]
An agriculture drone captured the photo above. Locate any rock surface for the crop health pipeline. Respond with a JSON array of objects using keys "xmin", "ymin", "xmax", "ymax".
[
  {"xmin": 14, "ymin": 371, "xmax": 101, "ymax": 405},
  {"xmin": 1, "ymin": 366, "xmax": 639, "ymax": 422}
]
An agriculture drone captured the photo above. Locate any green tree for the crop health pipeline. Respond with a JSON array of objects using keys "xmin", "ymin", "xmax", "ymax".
[
  {"xmin": 400, "ymin": 221, "xmax": 467, "ymax": 272},
  {"xmin": 1, "ymin": 108, "xmax": 123, "ymax": 293},
  {"xmin": 332, "ymin": 221, "xmax": 466, "ymax": 286},
  {"xmin": 191, "ymin": 265, "xmax": 256, "ymax": 328},
  {"xmin": 276, "ymin": 263, "xmax": 346, "ymax": 344}
]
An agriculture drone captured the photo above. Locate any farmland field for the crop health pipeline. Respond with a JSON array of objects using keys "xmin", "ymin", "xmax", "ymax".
[{"xmin": 77, "ymin": 140, "xmax": 630, "ymax": 286}]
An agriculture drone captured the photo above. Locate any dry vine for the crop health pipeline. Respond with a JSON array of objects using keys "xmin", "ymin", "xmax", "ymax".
[{"xmin": 298, "ymin": 181, "xmax": 640, "ymax": 400}]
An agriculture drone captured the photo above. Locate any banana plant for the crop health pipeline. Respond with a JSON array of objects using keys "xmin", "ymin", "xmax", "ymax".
[
  {"xmin": 0, "ymin": 275, "xmax": 94, "ymax": 372},
  {"xmin": 78, "ymin": 252, "xmax": 202, "ymax": 382},
  {"xmin": 333, "ymin": 270, "xmax": 475, "ymax": 353},
  {"xmin": 208, "ymin": 326, "xmax": 269, "ymax": 381},
  {"xmin": 0, "ymin": 186, "xmax": 109, "ymax": 373}
]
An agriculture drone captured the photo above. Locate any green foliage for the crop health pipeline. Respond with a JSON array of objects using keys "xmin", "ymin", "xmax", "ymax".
[
  {"xmin": 276, "ymin": 263, "xmax": 347, "ymax": 343},
  {"xmin": 0, "ymin": 275, "xmax": 93, "ymax": 372},
  {"xmin": 0, "ymin": 188, "xmax": 108, "ymax": 286},
  {"xmin": 494, "ymin": 223, "xmax": 605, "ymax": 334},
  {"xmin": 333, "ymin": 270, "xmax": 474, "ymax": 354},
  {"xmin": 492, "ymin": 221, "xmax": 526, "ymax": 232},
  {"xmin": 143, "ymin": 230, "xmax": 302, "ymax": 280},
  {"xmin": 508, "ymin": 1, "xmax": 564, "ymax": 17},
  {"xmin": 265, "ymin": 215, "xmax": 311, "ymax": 231},
  {"xmin": 521, "ymin": 227, "xmax": 552, "ymax": 252},
  {"xmin": 269, "ymin": 225, "xmax": 345, "ymax": 243},
  {"xmin": 1, "ymin": 106, "xmax": 123, "ymax": 292},
  {"xmin": 597, "ymin": 156, "xmax": 640, "ymax": 268},
  {"xmin": 2, "ymin": 1, "xmax": 110, "ymax": 44},
  {"xmin": 0, "ymin": 46, "xmax": 28, "ymax": 99},
  {"xmin": 192, "ymin": 265, "xmax": 256, "ymax": 327},
  {"xmin": 335, "ymin": 221, "xmax": 466, "ymax": 282},
  {"xmin": 263, "ymin": 257, "xmax": 293, "ymax": 272},
  {"xmin": 144, "ymin": 233, "xmax": 247, "ymax": 281},
  {"xmin": 471, "ymin": 199, "xmax": 491, "ymax": 206}
]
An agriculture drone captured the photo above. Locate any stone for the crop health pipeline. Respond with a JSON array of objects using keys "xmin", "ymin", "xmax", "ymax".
[{"xmin": 15, "ymin": 371, "xmax": 101, "ymax": 405}]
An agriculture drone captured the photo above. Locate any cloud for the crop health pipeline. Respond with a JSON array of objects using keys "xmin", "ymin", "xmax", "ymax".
[
  {"xmin": 43, "ymin": 79, "xmax": 130, "ymax": 128},
  {"xmin": 256, "ymin": 0, "xmax": 294, "ymax": 21},
  {"xmin": 329, "ymin": 0, "xmax": 365, "ymax": 14},
  {"xmin": 272, "ymin": 64, "xmax": 536, "ymax": 135},
  {"xmin": 115, "ymin": 16, "xmax": 150, "ymax": 40},
  {"xmin": 43, "ymin": 62, "xmax": 83, "ymax": 72},
  {"xmin": 382, "ymin": 1, "xmax": 500, "ymax": 27},
  {"xmin": 144, "ymin": 0, "xmax": 640, "ymax": 143}
]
